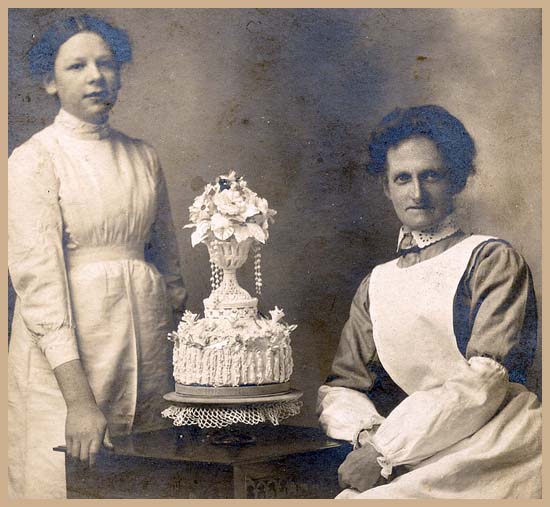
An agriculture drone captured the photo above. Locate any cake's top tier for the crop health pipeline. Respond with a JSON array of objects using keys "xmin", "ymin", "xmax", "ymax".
[
  {"xmin": 203, "ymin": 295, "xmax": 258, "ymax": 320},
  {"xmin": 184, "ymin": 171, "xmax": 277, "ymax": 247}
]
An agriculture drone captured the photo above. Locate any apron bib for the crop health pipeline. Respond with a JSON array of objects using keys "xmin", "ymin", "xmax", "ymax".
[{"xmin": 369, "ymin": 235, "xmax": 494, "ymax": 394}]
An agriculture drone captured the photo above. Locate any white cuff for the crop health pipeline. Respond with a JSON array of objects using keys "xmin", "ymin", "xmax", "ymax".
[
  {"xmin": 376, "ymin": 455, "xmax": 394, "ymax": 479},
  {"xmin": 353, "ymin": 426, "xmax": 394, "ymax": 478},
  {"xmin": 318, "ymin": 385, "xmax": 385, "ymax": 442},
  {"xmin": 39, "ymin": 327, "xmax": 80, "ymax": 369},
  {"xmin": 352, "ymin": 419, "xmax": 383, "ymax": 450}
]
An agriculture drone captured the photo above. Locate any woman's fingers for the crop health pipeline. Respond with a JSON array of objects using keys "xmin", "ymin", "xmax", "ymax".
[
  {"xmin": 338, "ymin": 457, "xmax": 352, "ymax": 488},
  {"xmin": 74, "ymin": 433, "xmax": 106, "ymax": 466},
  {"xmin": 79, "ymin": 439, "xmax": 90, "ymax": 463},
  {"xmin": 68, "ymin": 431, "xmax": 105, "ymax": 465},
  {"xmin": 337, "ymin": 445, "xmax": 382, "ymax": 492},
  {"xmin": 66, "ymin": 436, "xmax": 76, "ymax": 460},
  {"xmin": 103, "ymin": 427, "xmax": 114, "ymax": 449},
  {"xmin": 69, "ymin": 439, "xmax": 81, "ymax": 461},
  {"xmin": 64, "ymin": 402, "xmax": 109, "ymax": 465},
  {"xmin": 89, "ymin": 437, "xmax": 102, "ymax": 466}
]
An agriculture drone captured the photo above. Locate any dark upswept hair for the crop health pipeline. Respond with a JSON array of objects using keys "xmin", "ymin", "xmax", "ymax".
[
  {"xmin": 27, "ymin": 14, "xmax": 132, "ymax": 79},
  {"xmin": 366, "ymin": 105, "xmax": 476, "ymax": 193}
]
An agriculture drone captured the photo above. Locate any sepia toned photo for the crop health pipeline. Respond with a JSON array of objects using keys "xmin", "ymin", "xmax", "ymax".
[{"xmin": 7, "ymin": 7, "xmax": 542, "ymax": 500}]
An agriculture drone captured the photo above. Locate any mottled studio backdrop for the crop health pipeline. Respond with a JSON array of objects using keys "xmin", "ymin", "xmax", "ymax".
[{"xmin": 8, "ymin": 8, "xmax": 542, "ymax": 424}]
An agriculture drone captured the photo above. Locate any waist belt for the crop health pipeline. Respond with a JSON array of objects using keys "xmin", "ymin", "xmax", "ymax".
[{"xmin": 66, "ymin": 244, "xmax": 144, "ymax": 267}]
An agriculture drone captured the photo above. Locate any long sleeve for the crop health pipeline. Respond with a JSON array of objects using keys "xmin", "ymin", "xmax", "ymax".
[
  {"xmin": 8, "ymin": 139, "xmax": 79, "ymax": 369},
  {"xmin": 325, "ymin": 275, "xmax": 377, "ymax": 392},
  {"xmin": 368, "ymin": 356, "xmax": 508, "ymax": 477},
  {"xmin": 456, "ymin": 240, "xmax": 538, "ymax": 384},
  {"xmin": 317, "ymin": 276, "xmax": 385, "ymax": 442},
  {"xmin": 363, "ymin": 240, "xmax": 534, "ymax": 475},
  {"xmin": 144, "ymin": 147, "xmax": 187, "ymax": 313}
]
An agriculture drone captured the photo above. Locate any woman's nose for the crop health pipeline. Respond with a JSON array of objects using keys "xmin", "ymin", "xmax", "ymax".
[
  {"xmin": 411, "ymin": 178, "xmax": 425, "ymax": 201},
  {"xmin": 86, "ymin": 63, "xmax": 103, "ymax": 82}
]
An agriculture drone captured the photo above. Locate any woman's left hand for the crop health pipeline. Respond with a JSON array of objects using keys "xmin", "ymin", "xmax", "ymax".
[{"xmin": 338, "ymin": 443, "xmax": 383, "ymax": 492}]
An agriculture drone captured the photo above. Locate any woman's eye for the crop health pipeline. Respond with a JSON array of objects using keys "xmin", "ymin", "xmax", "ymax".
[
  {"xmin": 394, "ymin": 173, "xmax": 411, "ymax": 184},
  {"xmin": 423, "ymin": 171, "xmax": 444, "ymax": 181},
  {"xmin": 98, "ymin": 60, "xmax": 115, "ymax": 69},
  {"xmin": 68, "ymin": 63, "xmax": 84, "ymax": 70}
]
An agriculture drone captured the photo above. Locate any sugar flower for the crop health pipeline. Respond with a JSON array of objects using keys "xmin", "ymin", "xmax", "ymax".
[
  {"xmin": 269, "ymin": 306, "xmax": 285, "ymax": 324},
  {"xmin": 184, "ymin": 172, "xmax": 276, "ymax": 246},
  {"xmin": 211, "ymin": 213, "xmax": 234, "ymax": 240},
  {"xmin": 181, "ymin": 310, "xmax": 200, "ymax": 324}
]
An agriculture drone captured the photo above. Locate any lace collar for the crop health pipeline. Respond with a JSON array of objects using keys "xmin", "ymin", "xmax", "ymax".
[
  {"xmin": 54, "ymin": 108, "xmax": 111, "ymax": 140},
  {"xmin": 397, "ymin": 214, "xmax": 460, "ymax": 253}
]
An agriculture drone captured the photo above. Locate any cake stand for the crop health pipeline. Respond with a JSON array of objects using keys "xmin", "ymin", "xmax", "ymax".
[{"xmin": 162, "ymin": 384, "xmax": 303, "ymax": 446}]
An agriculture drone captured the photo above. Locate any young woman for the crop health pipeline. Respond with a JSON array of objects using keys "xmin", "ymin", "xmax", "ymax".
[
  {"xmin": 317, "ymin": 105, "xmax": 541, "ymax": 498},
  {"xmin": 8, "ymin": 15, "xmax": 186, "ymax": 498}
]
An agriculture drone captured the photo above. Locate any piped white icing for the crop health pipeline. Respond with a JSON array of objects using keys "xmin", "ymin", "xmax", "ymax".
[{"xmin": 170, "ymin": 306, "xmax": 295, "ymax": 387}]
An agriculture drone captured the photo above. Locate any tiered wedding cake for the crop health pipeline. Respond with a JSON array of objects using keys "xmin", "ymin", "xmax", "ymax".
[{"xmin": 169, "ymin": 172, "xmax": 296, "ymax": 393}]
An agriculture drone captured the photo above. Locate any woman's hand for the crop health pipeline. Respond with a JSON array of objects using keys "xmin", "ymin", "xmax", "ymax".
[
  {"xmin": 65, "ymin": 401, "xmax": 113, "ymax": 466},
  {"xmin": 338, "ymin": 443, "xmax": 383, "ymax": 492},
  {"xmin": 53, "ymin": 359, "xmax": 114, "ymax": 467}
]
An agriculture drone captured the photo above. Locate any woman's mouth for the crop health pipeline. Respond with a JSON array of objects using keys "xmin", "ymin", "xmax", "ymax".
[
  {"xmin": 84, "ymin": 91, "xmax": 108, "ymax": 99},
  {"xmin": 407, "ymin": 205, "xmax": 432, "ymax": 210}
]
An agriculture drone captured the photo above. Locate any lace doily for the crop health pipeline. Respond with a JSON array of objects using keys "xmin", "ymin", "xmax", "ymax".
[{"xmin": 161, "ymin": 400, "xmax": 302, "ymax": 429}]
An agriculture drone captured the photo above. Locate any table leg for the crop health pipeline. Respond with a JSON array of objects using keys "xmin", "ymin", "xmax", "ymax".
[{"xmin": 232, "ymin": 465, "xmax": 248, "ymax": 498}]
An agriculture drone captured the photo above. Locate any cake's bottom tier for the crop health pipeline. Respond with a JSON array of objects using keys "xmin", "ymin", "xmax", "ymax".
[{"xmin": 173, "ymin": 344, "xmax": 293, "ymax": 387}]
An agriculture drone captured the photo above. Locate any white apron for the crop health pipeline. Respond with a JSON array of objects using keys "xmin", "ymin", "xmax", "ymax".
[
  {"xmin": 8, "ymin": 113, "xmax": 179, "ymax": 498},
  {"xmin": 336, "ymin": 235, "xmax": 542, "ymax": 499},
  {"xmin": 370, "ymin": 234, "xmax": 494, "ymax": 393}
]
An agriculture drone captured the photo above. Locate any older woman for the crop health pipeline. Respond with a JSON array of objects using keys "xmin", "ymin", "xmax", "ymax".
[
  {"xmin": 317, "ymin": 105, "xmax": 541, "ymax": 498},
  {"xmin": 8, "ymin": 15, "xmax": 186, "ymax": 498}
]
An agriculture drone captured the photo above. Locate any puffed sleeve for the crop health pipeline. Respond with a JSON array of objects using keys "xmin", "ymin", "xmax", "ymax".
[
  {"xmin": 144, "ymin": 146, "xmax": 187, "ymax": 312},
  {"xmin": 8, "ymin": 138, "xmax": 79, "ymax": 369},
  {"xmin": 317, "ymin": 275, "xmax": 385, "ymax": 442},
  {"xmin": 367, "ymin": 356, "xmax": 508, "ymax": 478},
  {"xmin": 459, "ymin": 240, "xmax": 538, "ymax": 384},
  {"xmin": 359, "ymin": 240, "xmax": 534, "ymax": 478}
]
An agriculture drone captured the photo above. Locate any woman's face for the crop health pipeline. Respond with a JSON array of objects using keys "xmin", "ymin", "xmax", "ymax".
[
  {"xmin": 384, "ymin": 136, "xmax": 454, "ymax": 231},
  {"xmin": 44, "ymin": 32, "xmax": 120, "ymax": 124}
]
